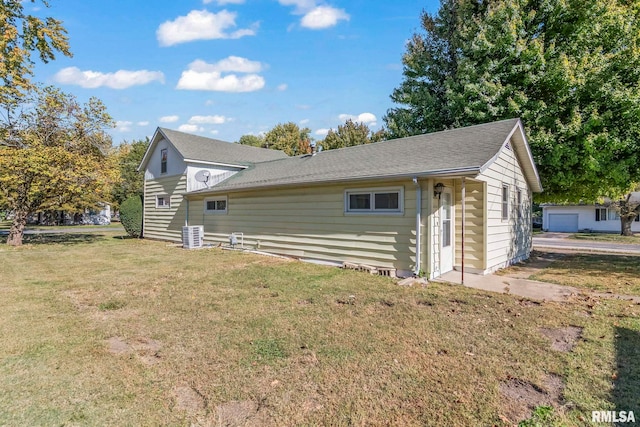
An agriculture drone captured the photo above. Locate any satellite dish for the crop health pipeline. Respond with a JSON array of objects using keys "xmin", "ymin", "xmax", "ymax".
[{"xmin": 194, "ymin": 170, "xmax": 211, "ymax": 186}]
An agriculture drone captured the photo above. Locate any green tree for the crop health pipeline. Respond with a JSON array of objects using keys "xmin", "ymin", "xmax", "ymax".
[
  {"xmin": 1, "ymin": 0, "xmax": 72, "ymax": 144},
  {"xmin": 0, "ymin": 86, "xmax": 117, "ymax": 246},
  {"xmin": 321, "ymin": 119, "xmax": 374, "ymax": 150},
  {"xmin": 264, "ymin": 122, "xmax": 311, "ymax": 156},
  {"xmin": 111, "ymin": 138, "xmax": 149, "ymax": 210},
  {"xmin": 120, "ymin": 194, "xmax": 143, "ymax": 238},
  {"xmin": 237, "ymin": 134, "xmax": 265, "ymax": 148},
  {"xmin": 385, "ymin": 0, "xmax": 640, "ymax": 227},
  {"xmin": 384, "ymin": 0, "xmax": 467, "ymax": 138}
]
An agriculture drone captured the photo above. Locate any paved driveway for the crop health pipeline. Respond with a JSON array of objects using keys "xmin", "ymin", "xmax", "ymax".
[{"xmin": 533, "ymin": 233, "xmax": 640, "ymax": 255}]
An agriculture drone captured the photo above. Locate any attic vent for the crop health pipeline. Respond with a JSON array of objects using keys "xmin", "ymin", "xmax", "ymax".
[
  {"xmin": 182, "ymin": 225, "xmax": 204, "ymax": 249},
  {"xmin": 504, "ymin": 141, "xmax": 512, "ymax": 150}
]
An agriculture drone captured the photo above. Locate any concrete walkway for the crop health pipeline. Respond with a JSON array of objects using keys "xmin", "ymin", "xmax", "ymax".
[
  {"xmin": 436, "ymin": 270, "xmax": 640, "ymax": 303},
  {"xmin": 533, "ymin": 233, "xmax": 640, "ymax": 255}
]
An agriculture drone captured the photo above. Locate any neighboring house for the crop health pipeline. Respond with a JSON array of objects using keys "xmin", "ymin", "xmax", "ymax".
[
  {"xmin": 138, "ymin": 119, "xmax": 542, "ymax": 279},
  {"xmin": 27, "ymin": 203, "xmax": 111, "ymax": 225},
  {"xmin": 542, "ymin": 194, "xmax": 640, "ymax": 233}
]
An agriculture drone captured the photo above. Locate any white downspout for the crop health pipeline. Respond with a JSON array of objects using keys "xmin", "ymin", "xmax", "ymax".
[
  {"xmin": 185, "ymin": 198, "xmax": 189, "ymax": 227},
  {"xmin": 413, "ymin": 177, "xmax": 422, "ymax": 276}
]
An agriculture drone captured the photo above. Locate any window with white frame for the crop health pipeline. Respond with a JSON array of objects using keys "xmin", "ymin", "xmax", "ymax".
[
  {"xmin": 595, "ymin": 208, "xmax": 607, "ymax": 221},
  {"xmin": 501, "ymin": 184, "xmax": 509, "ymax": 220},
  {"xmin": 156, "ymin": 195, "xmax": 170, "ymax": 208},
  {"xmin": 516, "ymin": 188, "xmax": 522, "ymax": 218},
  {"xmin": 204, "ymin": 196, "xmax": 227, "ymax": 214},
  {"xmin": 160, "ymin": 148, "xmax": 167, "ymax": 174},
  {"xmin": 345, "ymin": 187, "xmax": 403, "ymax": 213},
  {"xmin": 608, "ymin": 209, "xmax": 620, "ymax": 221}
]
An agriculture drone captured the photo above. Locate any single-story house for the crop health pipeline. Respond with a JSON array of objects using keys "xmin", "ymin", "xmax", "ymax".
[
  {"xmin": 138, "ymin": 118, "xmax": 542, "ymax": 279},
  {"xmin": 542, "ymin": 194, "xmax": 640, "ymax": 233}
]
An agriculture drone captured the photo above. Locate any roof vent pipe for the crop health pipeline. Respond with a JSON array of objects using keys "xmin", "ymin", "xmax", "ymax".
[{"xmin": 310, "ymin": 141, "xmax": 317, "ymax": 155}]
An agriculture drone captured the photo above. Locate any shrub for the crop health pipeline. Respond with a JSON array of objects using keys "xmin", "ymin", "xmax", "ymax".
[{"xmin": 120, "ymin": 195, "xmax": 143, "ymax": 238}]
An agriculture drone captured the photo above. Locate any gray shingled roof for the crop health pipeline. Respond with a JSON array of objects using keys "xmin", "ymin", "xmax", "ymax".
[
  {"xmin": 158, "ymin": 127, "xmax": 288, "ymax": 166},
  {"xmin": 192, "ymin": 118, "xmax": 525, "ymax": 193}
]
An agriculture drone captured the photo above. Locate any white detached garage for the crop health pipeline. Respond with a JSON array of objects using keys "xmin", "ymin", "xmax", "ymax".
[
  {"xmin": 547, "ymin": 213, "xmax": 579, "ymax": 232},
  {"xmin": 542, "ymin": 202, "xmax": 640, "ymax": 233}
]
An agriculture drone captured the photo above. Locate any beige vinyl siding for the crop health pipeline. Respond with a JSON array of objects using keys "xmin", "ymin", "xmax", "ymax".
[
  {"xmin": 477, "ymin": 140, "xmax": 532, "ymax": 271},
  {"xmin": 454, "ymin": 179, "xmax": 485, "ymax": 270},
  {"xmin": 143, "ymin": 174, "xmax": 187, "ymax": 242},
  {"xmin": 188, "ymin": 180, "xmax": 418, "ymax": 273}
]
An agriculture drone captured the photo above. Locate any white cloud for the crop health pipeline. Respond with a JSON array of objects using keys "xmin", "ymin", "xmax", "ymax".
[
  {"xmin": 177, "ymin": 58, "xmax": 265, "ymax": 92},
  {"xmin": 277, "ymin": 83, "xmax": 288, "ymax": 91},
  {"xmin": 160, "ymin": 115, "xmax": 180, "ymax": 123},
  {"xmin": 338, "ymin": 112, "xmax": 377, "ymax": 126},
  {"xmin": 137, "ymin": 121, "xmax": 150, "ymax": 126},
  {"xmin": 116, "ymin": 121, "xmax": 133, "ymax": 132},
  {"xmin": 54, "ymin": 67, "xmax": 164, "ymax": 89},
  {"xmin": 299, "ymin": 118, "xmax": 310, "ymax": 124},
  {"xmin": 315, "ymin": 128, "xmax": 329, "ymax": 136},
  {"xmin": 188, "ymin": 115, "xmax": 229, "ymax": 124},
  {"xmin": 279, "ymin": 1, "xmax": 349, "ymax": 29},
  {"xmin": 189, "ymin": 56, "xmax": 263, "ymax": 73},
  {"xmin": 157, "ymin": 10, "xmax": 257, "ymax": 46},
  {"xmin": 210, "ymin": 130, "xmax": 220, "ymax": 135},
  {"xmin": 277, "ymin": 0, "xmax": 316, "ymax": 13},
  {"xmin": 178, "ymin": 124, "xmax": 204, "ymax": 133},
  {"xmin": 301, "ymin": 6, "xmax": 349, "ymax": 29}
]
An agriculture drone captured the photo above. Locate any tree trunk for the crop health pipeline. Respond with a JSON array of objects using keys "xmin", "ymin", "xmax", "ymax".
[
  {"xmin": 620, "ymin": 216, "xmax": 633, "ymax": 236},
  {"xmin": 7, "ymin": 210, "xmax": 28, "ymax": 246}
]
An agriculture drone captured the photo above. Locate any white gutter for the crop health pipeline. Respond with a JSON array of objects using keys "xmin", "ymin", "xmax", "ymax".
[
  {"xmin": 183, "ymin": 158, "xmax": 250, "ymax": 169},
  {"xmin": 413, "ymin": 177, "xmax": 422, "ymax": 276}
]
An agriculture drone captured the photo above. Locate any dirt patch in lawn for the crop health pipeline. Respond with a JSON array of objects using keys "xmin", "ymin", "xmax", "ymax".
[
  {"xmin": 215, "ymin": 400, "xmax": 267, "ymax": 426},
  {"xmin": 173, "ymin": 385, "xmax": 206, "ymax": 415},
  {"xmin": 106, "ymin": 336, "xmax": 162, "ymax": 364},
  {"xmin": 500, "ymin": 373, "xmax": 564, "ymax": 423},
  {"xmin": 539, "ymin": 326, "xmax": 583, "ymax": 352}
]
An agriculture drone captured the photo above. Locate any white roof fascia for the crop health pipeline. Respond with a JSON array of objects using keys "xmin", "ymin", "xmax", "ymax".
[
  {"xmin": 183, "ymin": 159, "xmax": 249, "ymax": 169},
  {"xmin": 478, "ymin": 119, "xmax": 543, "ymax": 192},
  {"xmin": 184, "ymin": 167, "xmax": 482, "ymax": 197}
]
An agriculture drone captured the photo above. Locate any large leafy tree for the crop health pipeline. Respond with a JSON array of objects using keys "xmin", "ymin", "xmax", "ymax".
[
  {"xmin": 0, "ymin": 87, "xmax": 117, "ymax": 245},
  {"xmin": 321, "ymin": 119, "xmax": 375, "ymax": 150},
  {"xmin": 236, "ymin": 134, "xmax": 265, "ymax": 148},
  {"xmin": 111, "ymin": 138, "xmax": 149, "ymax": 210},
  {"xmin": 264, "ymin": 122, "xmax": 312, "ymax": 156},
  {"xmin": 385, "ymin": 0, "xmax": 640, "ymax": 230},
  {"xmin": 1, "ymin": 0, "xmax": 71, "ymax": 142}
]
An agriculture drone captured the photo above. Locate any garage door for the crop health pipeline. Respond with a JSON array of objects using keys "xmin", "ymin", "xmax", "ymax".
[{"xmin": 548, "ymin": 214, "xmax": 579, "ymax": 232}]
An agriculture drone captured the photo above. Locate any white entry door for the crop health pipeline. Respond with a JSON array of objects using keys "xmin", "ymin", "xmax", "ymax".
[{"xmin": 440, "ymin": 188, "xmax": 454, "ymax": 274}]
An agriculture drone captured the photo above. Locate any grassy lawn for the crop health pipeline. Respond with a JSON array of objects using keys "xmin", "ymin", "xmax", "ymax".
[
  {"xmin": 569, "ymin": 232, "xmax": 640, "ymax": 244},
  {"xmin": 510, "ymin": 251, "xmax": 640, "ymax": 296},
  {"xmin": 1, "ymin": 233, "xmax": 639, "ymax": 426},
  {"xmin": 0, "ymin": 220, "xmax": 123, "ymax": 232}
]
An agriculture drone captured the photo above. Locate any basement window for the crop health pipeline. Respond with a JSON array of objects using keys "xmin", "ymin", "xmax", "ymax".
[
  {"xmin": 345, "ymin": 187, "xmax": 403, "ymax": 214},
  {"xmin": 156, "ymin": 195, "xmax": 170, "ymax": 209},
  {"xmin": 204, "ymin": 197, "xmax": 227, "ymax": 214}
]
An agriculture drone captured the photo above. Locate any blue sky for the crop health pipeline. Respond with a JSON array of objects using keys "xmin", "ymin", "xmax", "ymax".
[{"xmin": 31, "ymin": 0, "xmax": 439, "ymax": 144}]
